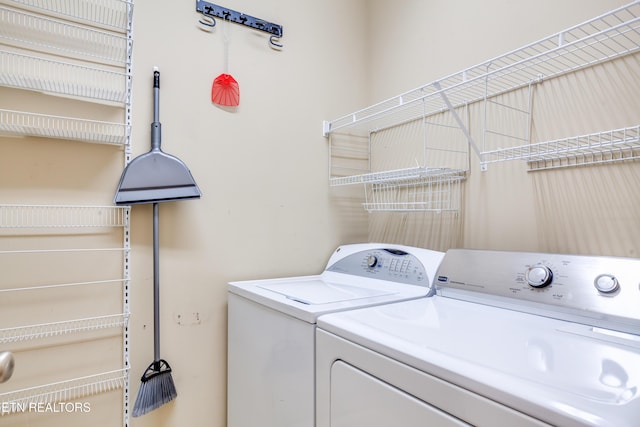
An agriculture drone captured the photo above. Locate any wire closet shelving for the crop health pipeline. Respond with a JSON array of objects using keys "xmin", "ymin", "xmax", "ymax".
[
  {"xmin": 0, "ymin": 204, "xmax": 131, "ymax": 423},
  {"xmin": 323, "ymin": 1, "xmax": 640, "ymax": 212},
  {"xmin": 0, "ymin": 369, "xmax": 129, "ymax": 414},
  {"xmin": 0, "ymin": 0, "xmax": 133, "ymax": 145},
  {"xmin": 0, "ymin": 109, "xmax": 128, "ymax": 145},
  {"xmin": 0, "ymin": 0, "xmax": 134, "ymax": 425},
  {"xmin": 483, "ymin": 125, "xmax": 640, "ymax": 171}
]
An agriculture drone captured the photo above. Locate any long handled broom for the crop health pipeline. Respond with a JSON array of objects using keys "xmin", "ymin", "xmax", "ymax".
[{"xmin": 132, "ymin": 202, "xmax": 177, "ymax": 417}]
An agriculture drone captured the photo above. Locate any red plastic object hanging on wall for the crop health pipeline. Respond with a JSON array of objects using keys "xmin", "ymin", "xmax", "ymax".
[{"xmin": 211, "ymin": 73, "xmax": 239, "ymax": 107}]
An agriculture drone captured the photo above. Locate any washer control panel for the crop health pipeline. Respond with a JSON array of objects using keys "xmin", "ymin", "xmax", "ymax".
[
  {"xmin": 435, "ymin": 249, "xmax": 640, "ymax": 332},
  {"xmin": 327, "ymin": 248, "xmax": 429, "ymax": 286}
]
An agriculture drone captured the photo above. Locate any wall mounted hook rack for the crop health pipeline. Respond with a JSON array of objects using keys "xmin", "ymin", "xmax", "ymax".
[{"xmin": 196, "ymin": 0, "xmax": 283, "ymax": 47}]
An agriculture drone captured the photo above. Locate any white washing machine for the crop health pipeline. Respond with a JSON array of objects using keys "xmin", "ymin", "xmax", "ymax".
[
  {"xmin": 226, "ymin": 243, "xmax": 445, "ymax": 427},
  {"xmin": 317, "ymin": 249, "xmax": 640, "ymax": 427}
]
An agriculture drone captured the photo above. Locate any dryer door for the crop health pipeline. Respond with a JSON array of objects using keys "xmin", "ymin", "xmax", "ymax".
[{"xmin": 330, "ymin": 360, "xmax": 469, "ymax": 427}]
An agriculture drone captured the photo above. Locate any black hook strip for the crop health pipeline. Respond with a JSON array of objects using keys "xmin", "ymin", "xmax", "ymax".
[{"xmin": 196, "ymin": 0, "xmax": 283, "ymax": 38}]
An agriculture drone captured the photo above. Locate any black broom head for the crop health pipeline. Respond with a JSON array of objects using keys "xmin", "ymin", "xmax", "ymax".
[{"xmin": 132, "ymin": 359, "xmax": 177, "ymax": 417}]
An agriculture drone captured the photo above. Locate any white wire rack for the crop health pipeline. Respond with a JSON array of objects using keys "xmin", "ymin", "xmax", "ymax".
[
  {"xmin": 0, "ymin": 278, "xmax": 126, "ymax": 293},
  {"xmin": 362, "ymin": 168, "xmax": 466, "ymax": 213},
  {"xmin": 0, "ymin": 5, "xmax": 128, "ymax": 64},
  {"xmin": 7, "ymin": 0, "xmax": 133, "ymax": 31},
  {"xmin": 0, "ymin": 313, "xmax": 128, "ymax": 344},
  {"xmin": 0, "ymin": 204, "xmax": 129, "ymax": 228},
  {"xmin": 0, "ymin": 0, "xmax": 132, "ymax": 424},
  {"xmin": 482, "ymin": 125, "xmax": 640, "ymax": 171},
  {"xmin": 0, "ymin": 369, "xmax": 128, "ymax": 415},
  {"xmin": 0, "ymin": 50, "xmax": 128, "ymax": 103},
  {"xmin": 0, "ymin": 0, "xmax": 133, "ymax": 145},
  {"xmin": 0, "ymin": 109, "xmax": 128, "ymax": 145},
  {"xmin": 0, "ymin": 204, "xmax": 131, "ymax": 424},
  {"xmin": 330, "ymin": 166, "xmax": 463, "ymax": 187},
  {"xmin": 323, "ymin": 2, "xmax": 640, "ymax": 210},
  {"xmin": 324, "ymin": 2, "xmax": 640, "ymax": 138}
]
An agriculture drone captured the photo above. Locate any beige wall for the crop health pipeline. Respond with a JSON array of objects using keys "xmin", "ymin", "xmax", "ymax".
[{"xmin": 1, "ymin": 1, "xmax": 639, "ymax": 427}]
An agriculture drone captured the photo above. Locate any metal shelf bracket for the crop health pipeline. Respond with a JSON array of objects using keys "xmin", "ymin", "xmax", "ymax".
[
  {"xmin": 196, "ymin": 0, "xmax": 283, "ymax": 47},
  {"xmin": 433, "ymin": 81, "xmax": 480, "ymax": 158}
]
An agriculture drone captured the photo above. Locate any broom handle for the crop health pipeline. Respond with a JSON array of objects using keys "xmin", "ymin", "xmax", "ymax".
[
  {"xmin": 151, "ymin": 68, "xmax": 161, "ymax": 151},
  {"xmin": 152, "ymin": 69, "xmax": 162, "ymax": 362},
  {"xmin": 153, "ymin": 202, "xmax": 161, "ymax": 363},
  {"xmin": 152, "ymin": 69, "xmax": 162, "ymax": 363}
]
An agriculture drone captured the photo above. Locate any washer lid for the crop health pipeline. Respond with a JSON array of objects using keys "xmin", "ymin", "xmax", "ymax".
[
  {"xmin": 258, "ymin": 280, "xmax": 396, "ymax": 305},
  {"xmin": 228, "ymin": 274, "xmax": 431, "ymax": 323}
]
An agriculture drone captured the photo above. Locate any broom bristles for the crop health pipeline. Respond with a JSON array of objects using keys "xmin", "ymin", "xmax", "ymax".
[{"xmin": 132, "ymin": 359, "xmax": 177, "ymax": 417}]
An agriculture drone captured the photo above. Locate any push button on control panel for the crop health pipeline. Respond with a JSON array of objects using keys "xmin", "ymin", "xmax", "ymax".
[{"xmin": 389, "ymin": 258, "xmax": 412, "ymax": 273}]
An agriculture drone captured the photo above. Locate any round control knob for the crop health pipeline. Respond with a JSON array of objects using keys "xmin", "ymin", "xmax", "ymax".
[
  {"xmin": 366, "ymin": 255, "xmax": 378, "ymax": 269},
  {"xmin": 526, "ymin": 265, "xmax": 553, "ymax": 288},
  {"xmin": 594, "ymin": 274, "xmax": 619, "ymax": 294}
]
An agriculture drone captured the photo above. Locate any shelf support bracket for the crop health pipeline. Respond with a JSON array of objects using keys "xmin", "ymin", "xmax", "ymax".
[
  {"xmin": 196, "ymin": 0, "xmax": 283, "ymax": 47},
  {"xmin": 433, "ymin": 81, "xmax": 482, "ymax": 166}
]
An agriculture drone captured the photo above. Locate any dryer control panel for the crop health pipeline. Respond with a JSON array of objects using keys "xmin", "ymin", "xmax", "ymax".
[
  {"xmin": 326, "ymin": 248, "xmax": 429, "ymax": 286},
  {"xmin": 435, "ymin": 249, "xmax": 640, "ymax": 334}
]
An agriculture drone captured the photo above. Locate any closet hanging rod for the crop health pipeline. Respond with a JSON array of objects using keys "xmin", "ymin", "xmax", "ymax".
[{"xmin": 196, "ymin": 0, "xmax": 283, "ymax": 47}]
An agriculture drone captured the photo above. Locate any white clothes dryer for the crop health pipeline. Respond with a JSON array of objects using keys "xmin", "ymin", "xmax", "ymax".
[
  {"xmin": 226, "ymin": 243, "xmax": 445, "ymax": 427},
  {"xmin": 316, "ymin": 249, "xmax": 640, "ymax": 427}
]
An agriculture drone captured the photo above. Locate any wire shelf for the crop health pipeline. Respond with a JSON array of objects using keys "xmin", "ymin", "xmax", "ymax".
[
  {"xmin": 0, "ymin": 50, "xmax": 128, "ymax": 103},
  {"xmin": 0, "ymin": 109, "xmax": 128, "ymax": 145},
  {"xmin": 482, "ymin": 125, "xmax": 640, "ymax": 170},
  {"xmin": 0, "ymin": 1, "xmax": 132, "ymax": 424},
  {"xmin": 0, "ymin": 6, "xmax": 128, "ymax": 65},
  {"xmin": 363, "ymin": 170, "xmax": 466, "ymax": 213},
  {"xmin": 7, "ymin": 0, "xmax": 133, "ymax": 31},
  {"xmin": 0, "ymin": 205, "xmax": 129, "ymax": 228},
  {"xmin": 0, "ymin": 278, "xmax": 126, "ymax": 294},
  {"xmin": 330, "ymin": 167, "xmax": 466, "ymax": 212},
  {"xmin": 330, "ymin": 166, "xmax": 465, "ymax": 186},
  {"xmin": 0, "ymin": 369, "xmax": 128, "ymax": 415},
  {"xmin": 0, "ymin": 313, "xmax": 128, "ymax": 344},
  {"xmin": 324, "ymin": 2, "xmax": 640, "ymax": 136}
]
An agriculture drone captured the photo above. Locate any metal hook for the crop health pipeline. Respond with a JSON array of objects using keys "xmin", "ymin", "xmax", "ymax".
[
  {"xmin": 199, "ymin": 14, "xmax": 216, "ymax": 29},
  {"xmin": 269, "ymin": 35, "xmax": 283, "ymax": 49}
]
